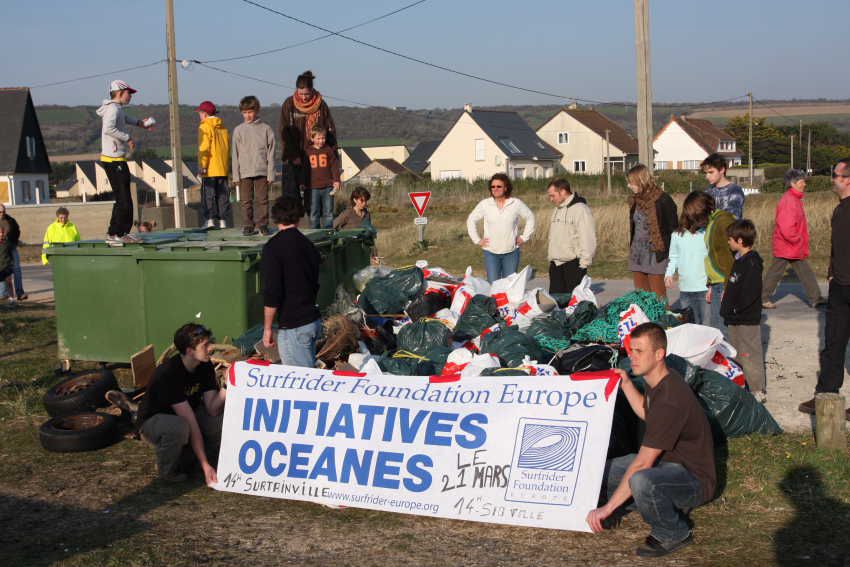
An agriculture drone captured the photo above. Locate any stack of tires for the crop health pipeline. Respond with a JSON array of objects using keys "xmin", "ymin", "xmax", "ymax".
[{"xmin": 39, "ymin": 369, "xmax": 122, "ymax": 453}]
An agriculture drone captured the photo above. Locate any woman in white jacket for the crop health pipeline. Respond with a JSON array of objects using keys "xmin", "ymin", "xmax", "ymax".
[{"xmin": 466, "ymin": 173, "xmax": 535, "ymax": 282}]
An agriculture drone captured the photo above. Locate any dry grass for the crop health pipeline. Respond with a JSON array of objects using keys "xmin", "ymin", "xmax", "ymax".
[{"xmin": 370, "ymin": 187, "xmax": 840, "ymax": 280}]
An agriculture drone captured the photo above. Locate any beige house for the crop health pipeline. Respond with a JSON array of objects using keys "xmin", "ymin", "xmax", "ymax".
[
  {"xmin": 429, "ymin": 106, "xmax": 562, "ymax": 182},
  {"xmin": 349, "ymin": 159, "xmax": 418, "ymax": 186},
  {"xmin": 339, "ymin": 145, "xmax": 410, "ymax": 182},
  {"xmin": 0, "ymin": 87, "xmax": 51, "ymax": 205},
  {"xmin": 537, "ymin": 105, "xmax": 639, "ymax": 174},
  {"xmin": 653, "ymin": 115, "xmax": 743, "ymax": 171}
]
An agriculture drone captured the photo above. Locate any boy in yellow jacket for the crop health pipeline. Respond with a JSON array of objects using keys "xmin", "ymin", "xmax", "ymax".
[
  {"xmin": 42, "ymin": 207, "xmax": 81, "ymax": 264},
  {"xmin": 196, "ymin": 101, "xmax": 231, "ymax": 229}
]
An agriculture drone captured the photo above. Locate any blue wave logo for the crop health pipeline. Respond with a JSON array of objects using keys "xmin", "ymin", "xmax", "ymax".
[{"xmin": 517, "ymin": 424, "xmax": 581, "ymax": 471}]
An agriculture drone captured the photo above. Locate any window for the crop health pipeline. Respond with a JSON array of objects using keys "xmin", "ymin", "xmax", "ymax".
[
  {"xmin": 558, "ymin": 132, "xmax": 569, "ymax": 145},
  {"xmin": 36, "ymin": 180, "xmax": 45, "ymax": 202},
  {"xmin": 21, "ymin": 180, "xmax": 32, "ymax": 202},
  {"xmin": 654, "ymin": 161, "xmax": 667, "ymax": 171},
  {"xmin": 474, "ymin": 139, "xmax": 485, "ymax": 161},
  {"xmin": 26, "ymin": 136, "xmax": 36, "ymax": 159},
  {"xmin": 683, "ymin": 160, "xmax": 700, "ymax": 170},
  {"xmin": 499, "ymin": 138, "xmax": 522, "ymax": 155},
  {"xmin": 718, "ymin": 141, "xmax": 736, "ymax": 152},
  {"xmin": 439, "ymin": 170, "xmax": 463, "ymax": 180},
  {"xmin": 512, "ymin": 167, "xmax": 526, "ymax": 179},
  {"xmin": 545, "ymin": 167, "xmax": 554, "ymax": 177},
  {"xmin": 573, "ymin": 161, "xmax": 586, "ymax": 173}
]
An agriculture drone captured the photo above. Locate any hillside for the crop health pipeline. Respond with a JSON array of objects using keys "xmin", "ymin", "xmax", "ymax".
[{"xmin": 37, "ymin": 100, "xmax": 850, "ymax": 158}]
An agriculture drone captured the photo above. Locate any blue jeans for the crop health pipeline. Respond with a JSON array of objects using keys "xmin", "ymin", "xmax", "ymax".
[
  {"xmin": 604, "ymin": 454, "xmax": 704, "ymax": 544},
  {"xmin": 276, "ymin": 319, "xmax": 322, "ymax": 368},
  {"xmin": 483, "ymin": 249, "xmax": 520, "ymax": 283},
  {"xmin": 310, "ymin": 187, "xmax": 334, "ymax": 229},
  {"xmin": 708, "ymin": 282, "xmax": 727, "ymax": 336},
  {"xmin": 679, "ymin": 291, "xmax": 708, "ymax": 325}
]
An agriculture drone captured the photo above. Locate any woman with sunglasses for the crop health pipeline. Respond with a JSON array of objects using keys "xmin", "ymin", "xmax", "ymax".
[{"xmin": 466, "ymin": 173, "xmax": 535, "ymax": 282}]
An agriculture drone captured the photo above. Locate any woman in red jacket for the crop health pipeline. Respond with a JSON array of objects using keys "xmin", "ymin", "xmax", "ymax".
[{"xmin": 762, "ymin": 169, "xmax": 826, "ymax": 308}]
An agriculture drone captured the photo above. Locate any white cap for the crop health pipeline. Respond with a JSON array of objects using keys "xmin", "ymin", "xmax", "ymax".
[{"xmin": 109, "ymin": 79, "xmax": 137, "ymax": 94}]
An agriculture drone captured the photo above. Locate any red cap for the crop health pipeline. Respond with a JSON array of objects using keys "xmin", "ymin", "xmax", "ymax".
[{"xmin": 196, "ymin": 101, "xmax": 216, "ymax": 115}]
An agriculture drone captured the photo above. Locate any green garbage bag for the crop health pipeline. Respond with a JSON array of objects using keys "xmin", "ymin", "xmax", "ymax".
[
  {"xmin": 453, "ymin": 295, "xmax": 500, "ymax": 341},
  {"xmin": 423, "ymin": 345, "xmax": 454, "ymax": 375},
  {"xmin": 377, "ymin": 350, "xmax": 437, "ymax": 376},
  {"xmin": 566, "ymin": 301, "xmax": 598, "ymax": 334},
  {"xmin": 480, "ymin": 324, "xmax": 545, "ymax": 367},
  {"xmin": 361, "ymin": 267, "xmax": 426, "ymax": 314},
  {"xmin": 550, "ymin": 293, "xmax": 572, "ymax": 308},
  {"xmin": 526, "ymin": 309, "xmax": 569, "ymax": 339},
  {"xmin": 397, "ymin": 319, "xmax": 452, "ymax": 357}
]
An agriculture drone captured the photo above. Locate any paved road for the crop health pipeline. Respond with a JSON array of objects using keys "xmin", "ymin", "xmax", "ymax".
[{"xmin": 16, "ymin": 264, "xmax": 845, "ymax": 432}]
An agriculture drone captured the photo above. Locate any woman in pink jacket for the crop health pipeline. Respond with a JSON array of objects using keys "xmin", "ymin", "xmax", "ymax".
[{"xmin": 762, "ymin": 169, "xmax": 826, "ymax": 308}]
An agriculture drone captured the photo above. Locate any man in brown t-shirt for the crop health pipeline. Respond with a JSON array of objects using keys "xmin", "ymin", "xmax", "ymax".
[{"xmin": 587, "ymin": 322, "xmax": 716, "ymax": 557}]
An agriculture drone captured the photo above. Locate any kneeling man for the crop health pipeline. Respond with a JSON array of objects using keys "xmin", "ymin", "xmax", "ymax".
[
  {"xmin": 138, "ymin": 323, "xmax": 227, "ymax": 485},
  {"xmin": 586, "ymin": 322, "xmax": 716, "ymax": 557}
]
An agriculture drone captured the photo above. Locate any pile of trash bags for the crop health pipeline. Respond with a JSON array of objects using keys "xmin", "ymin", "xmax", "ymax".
[{"xmin": 327, "ymin": 263, "xmax": 781, "ymax": 438}]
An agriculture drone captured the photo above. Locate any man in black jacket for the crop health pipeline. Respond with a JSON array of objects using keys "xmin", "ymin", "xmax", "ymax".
[
  {"xmin": 720, "ymin": 219, "xmax": 766, "ymax": 402},
  {"xmin": 0, "ymin": 204, "xmax": 25, "ymax": 300},
  {"xmin": 261, "ymin": 196, "xmax": 322, "ymax": 367},
  {"xmin": 799, "ymin": 157, "xmax": 850, "ymax": 419}
]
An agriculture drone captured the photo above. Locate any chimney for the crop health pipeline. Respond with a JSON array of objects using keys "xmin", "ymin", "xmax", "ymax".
[
  {"xmin": 568, "ymin": 102, "xmax": 578, "ymax": 110},
  {"xmin": 464, "ymin": 103, "xmax": 472, "ymax": 113}
]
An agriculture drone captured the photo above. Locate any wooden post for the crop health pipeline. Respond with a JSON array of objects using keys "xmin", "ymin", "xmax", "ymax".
[
  {"xmin": 815, "ymin": 393, "xmax": 846, "ymax": 450},
  {"xmin": 747, "ymin": 92, "xmax": 754, "ymax": 185},
  {"xmin": 605, "ymin": 129, "xmax": 612, "ymax": 197},
  {"xmin": 634, "ymin": 0, "xmax": 654, "ymax": 167}
]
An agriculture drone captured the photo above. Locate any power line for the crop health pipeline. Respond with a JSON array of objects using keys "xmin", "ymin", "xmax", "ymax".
[
  {"xmin": 30, "ymin": 60, "xmax": 165, "ymax": 89},
  {"xmin": 238, "ymin": 0, "xmax": 609, "ymax": 105},
  {"xmin": 194, "ymin": 61, "xmax": 376, "ymax": 107},
  {"xmin": 204, "ymin": 0, "xmax": 428, "ymax": 64}
]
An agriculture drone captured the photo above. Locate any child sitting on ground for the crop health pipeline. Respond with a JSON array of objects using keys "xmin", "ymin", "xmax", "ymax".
[
  {"xmin": 665, "ymin": 191, "xmax": 713, "ymax": 325},
  {"xmin": 720, "ymin": 219, "xmax": 766, "ymax": 403}
]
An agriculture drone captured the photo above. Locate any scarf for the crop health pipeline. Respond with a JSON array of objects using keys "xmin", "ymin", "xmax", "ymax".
[
  {"xmin": 630, "ymin": 184, "xmax": 666, "ymax": 253},
  {"xmin": 292, "ymin": 90, "xmax": 323, "ymax": 139}
]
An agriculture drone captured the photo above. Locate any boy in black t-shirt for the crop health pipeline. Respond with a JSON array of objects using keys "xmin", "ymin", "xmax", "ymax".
[{"xmin": 137, "ymin": 324, "xmax": 227, "ymax": 484}]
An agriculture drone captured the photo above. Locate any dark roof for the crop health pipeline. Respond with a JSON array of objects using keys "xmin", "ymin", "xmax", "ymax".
[
  {"xmin": 76, "ymin": 160, "xmax": 97, "ymax": 184},
  {"xmin": 0, "ymin": 87, "xmax": 51, "ymax": 175},
  {"xmin": 183, "ymin": 160, "xmax": 199, "ymax": 177},
  {"xmin": 559, "ymin": 108, "xmax": 639, "ymax": 154},
  {"xmin": 468, "ymin": 109, "xmax": 561, "ymax": 160},
  {"xmin": 144, "ymin": 157, "xmax": 172, "ymax": 177},
  {"xmin": 666, "ymin": 115, "xmax": 742, "ymax": 157},
  {"xmin": 341, "ymin": 147, "xmax": 372, "ymax": 171},
  {"xmin": 373, "ymin": 158, "xmax": 417, "ymax": 176},
  {"xmin": 403, "ymin": 140, "xmax": 440, "ymax": 173}
]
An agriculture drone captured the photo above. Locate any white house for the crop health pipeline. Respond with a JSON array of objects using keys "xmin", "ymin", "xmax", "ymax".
[
  {"xmin": 653, "ymin": 115, "xmax": 743, "ymax": 171},
  {"xmin": 428, "ymin": 105, "xmax": 562, "ymax": 182},
  {"xmin": 536, "ymin": 105, "xmax": 639, "ymax": 174},
  {"xmin": 339, "ymin": 147, "xmax": 372, "ymax": 182},
  {"xmin": 0, "ymin": 87, "xmax": 51, "ymax": 205}
]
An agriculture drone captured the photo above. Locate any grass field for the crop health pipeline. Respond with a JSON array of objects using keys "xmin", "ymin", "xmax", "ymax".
[{"xmin": 1, "ymin": 302, "xmax": 849, "ymax": 565}]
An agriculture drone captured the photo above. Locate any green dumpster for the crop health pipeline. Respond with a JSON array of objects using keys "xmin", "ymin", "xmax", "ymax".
[
  {"xmin": 303, "ymin": 230, "xmax": 338, "ymax": 309},
  {"xmin": 334, "ymin": 228, "xmax": 375, "ymax": 292}
]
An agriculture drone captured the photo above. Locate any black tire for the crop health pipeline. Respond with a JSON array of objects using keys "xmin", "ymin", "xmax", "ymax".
[
  {"xmin": 43, "ymin": 369, "xmax": 119, "ymax": 417},
  {"xmin": 39, "ymin": 413, "xmax": 120, "ymax": 453}
]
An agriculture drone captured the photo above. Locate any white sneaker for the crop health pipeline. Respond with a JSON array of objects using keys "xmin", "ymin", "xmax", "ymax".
[
  {"xmin": 105, "ymin": 235, "xmax": 123, "ymax": 246},
  {"xmin": 205, "ymin": 219, "xmax": 215, "ymax": 228},
  {"xmin": 7, "ymin": 297, "xmax": 17, "ymax": 305},
  {"xmin": 219, "ymin": 219, "xmax": 227, "ymax": 229}
]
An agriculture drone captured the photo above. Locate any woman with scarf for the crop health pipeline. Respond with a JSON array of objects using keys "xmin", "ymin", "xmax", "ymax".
[
  {"xmin": 279, "ymin": 71, "xmax": 337, "ymax": 215},
  {"xmin": 627, "ymin": 164, "xmax": 678, "ymax": 302}
]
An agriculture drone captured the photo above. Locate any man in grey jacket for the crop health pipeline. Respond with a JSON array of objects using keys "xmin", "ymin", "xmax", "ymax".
[
  {"xmin": 232, "ymin": 96, "xmax": 277, "ymax": 236},
  {"xmin": 546, "ymin": 178, "xmax": 597, "ymax": 294},
  {"xmin": 96, "ymin": 79, "xmax": 152, "ymax": 245}
]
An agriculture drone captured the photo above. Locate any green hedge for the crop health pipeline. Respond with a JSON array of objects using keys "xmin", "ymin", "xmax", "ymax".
[{"xmin": 760, "ymin": 175, "xmax": 832, "ymax": 193}]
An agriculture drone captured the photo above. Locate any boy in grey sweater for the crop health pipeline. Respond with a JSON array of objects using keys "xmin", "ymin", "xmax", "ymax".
[{"xmin": 232, "ymin": 96, "xmax": 276, "ymax": 236}]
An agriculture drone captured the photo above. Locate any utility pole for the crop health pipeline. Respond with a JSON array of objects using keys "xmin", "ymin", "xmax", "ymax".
[
  {"xmin": 634, "ymin": 0, "xmax": 654, "ymax": 167},
  {"xmin": 799, "ymin": 119, "xmax": 803, "ymax": 171},
  {"xmin": 165, "ymin": 0, "xmax": 185, "ymax": 228},
  {"xmin": 605, "ymin": 128, "xmax": 612, "ymax": 196},
  {"xmin": 790, "ymin": 135, "xmax": 794, "ymax": 169},
  {"xmin": 806, "ymin": 129, "xmax": 812, "ymax": 173},
  {"xmin": 747, "ymin": 92, "xmax": 754, "ymax": 186}
]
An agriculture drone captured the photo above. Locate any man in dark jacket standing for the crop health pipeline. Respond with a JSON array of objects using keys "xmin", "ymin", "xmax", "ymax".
[
  {"xmin": 0, "ymin": 204, "xmax": 25, "ymax": 300},
  {"xmin": 261, "ymin": 196, "xmax": 322, "ymax": 368},
  {"xmin": 799, "ymin": 158, "xmax": 850, "ymax": 419},
  {"xmin": 721, "ymin": 219, "xmax": 766, "ymax": 402}
]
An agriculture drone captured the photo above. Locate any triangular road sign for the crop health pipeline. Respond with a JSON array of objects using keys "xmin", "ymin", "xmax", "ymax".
[{"xmin": 409, "ymin": 191, "xmax": 431, "ymax": 216}]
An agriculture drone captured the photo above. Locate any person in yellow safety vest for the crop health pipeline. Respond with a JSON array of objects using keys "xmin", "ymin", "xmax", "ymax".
[{"xmin": 42, "ymin": 206, "xmax": 81, "ymax": 264}]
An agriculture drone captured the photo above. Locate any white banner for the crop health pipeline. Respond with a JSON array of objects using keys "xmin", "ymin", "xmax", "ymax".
[{"xmin": 215, "ymin": 361, "xmax": 621, "ymax": 532}]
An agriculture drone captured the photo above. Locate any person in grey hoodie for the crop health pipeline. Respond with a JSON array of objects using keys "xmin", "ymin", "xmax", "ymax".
[
  {"xmin": 96, "ymin": 79, "xmax": 152, "ymax": 244},
  {"xmin": 232, "ymin": 96, "xmax": 276, "ymax": 236}
]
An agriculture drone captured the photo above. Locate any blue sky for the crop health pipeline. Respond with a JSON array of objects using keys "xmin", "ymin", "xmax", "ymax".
[{"xmin": 5, "ymin": 0, "xmax": 849, "ymax": 108}]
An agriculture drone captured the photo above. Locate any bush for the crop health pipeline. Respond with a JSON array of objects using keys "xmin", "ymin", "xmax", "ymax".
[
  {"xmin": 760, "ymin": 175, "xmax": 832, "ymax": 193},
  {"xmin": 762, "ymin": 164, "xmax": 791, "ymax": 181}
]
